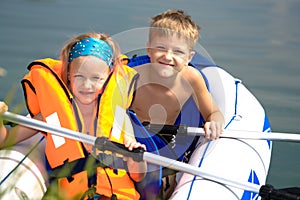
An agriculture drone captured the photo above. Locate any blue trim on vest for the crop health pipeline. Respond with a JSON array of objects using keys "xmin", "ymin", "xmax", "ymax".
[
  {"xmin": 129, "ymin": 110, "xmax": 162, "ymax": 199},
  {"xmin": 190, "ymin": 51, "xmax": 216, "ymax": 67}
]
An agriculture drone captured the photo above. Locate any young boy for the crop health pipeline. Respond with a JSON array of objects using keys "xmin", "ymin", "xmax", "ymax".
[{"xmin": 130, "ymin": 10, "xmax": 225, "ymax": 199}]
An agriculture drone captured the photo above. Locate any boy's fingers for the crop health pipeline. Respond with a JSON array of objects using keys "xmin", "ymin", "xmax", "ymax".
[
  {"xmin": 204, "ymin": 122, "xmax": 211, "ymax": 138},
  {"xmin": 210, "ymin": 122, "xmax": 217, "ymax": 139}
]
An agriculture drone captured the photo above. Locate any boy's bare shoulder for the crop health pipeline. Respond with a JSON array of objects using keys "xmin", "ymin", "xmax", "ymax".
[
  {"xmin": 182, "ymin": 66, "xmax": 205, "ymax": 81},
  {"xmin": 134, "ymin": 65, "xmax": 150, "ymax": 80}
]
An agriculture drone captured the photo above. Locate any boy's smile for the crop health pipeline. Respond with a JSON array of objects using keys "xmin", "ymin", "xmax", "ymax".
[{"xmin": 147, "ymin": 33, "xmax": 194, "ymax": 78}]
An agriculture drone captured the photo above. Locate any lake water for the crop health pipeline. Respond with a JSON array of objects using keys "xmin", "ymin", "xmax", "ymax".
[{"xmin": 1, "ymin": 0, "xmax": 299, "ymax": 190}]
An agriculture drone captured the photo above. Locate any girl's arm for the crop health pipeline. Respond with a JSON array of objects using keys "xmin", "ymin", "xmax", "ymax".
[
  {"xmin": 0, "ymin": 101, "xmax": 39, "ymax": 149},
  {"xmin": 123, "ymin": 113, "xmax": 147, "ymax": 182},
  {"xmin": 124, "ymin": 141, "xmax": 147, "ymax": 182}
]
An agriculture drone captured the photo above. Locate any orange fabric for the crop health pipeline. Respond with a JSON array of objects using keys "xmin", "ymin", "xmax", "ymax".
[
  {"xmin": 58, "ymin": 169, "xmax": 139, "ymax": 200},
  {"xmin": 22, "ymin": 59, "xmax": 84, "ymax": 167},
  {"xmin": 21, "ymin": 58, "xmax": 140, "ymax": 199}
]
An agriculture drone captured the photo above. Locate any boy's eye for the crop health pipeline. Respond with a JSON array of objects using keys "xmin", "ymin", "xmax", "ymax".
[
  {"xmin": 173, "ymin": 49, "xmax": 186, "ymax": 56},
  {"xmin": 155, "ymin": 46, "xmax": 167, "ymax": 51},
  {"xmin": 153, "ymin": 46, "xmax": 187, "ymax": 58}
]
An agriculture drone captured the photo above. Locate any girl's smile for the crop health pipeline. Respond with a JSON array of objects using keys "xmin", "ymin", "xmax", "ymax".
[{"xmin": 69, "ymin": 56, "xmax": 110, "ymax": 105}]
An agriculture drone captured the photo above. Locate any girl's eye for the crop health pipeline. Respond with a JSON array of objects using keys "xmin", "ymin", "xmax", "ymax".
[
  {"xmin": 73, "ymin": 74, "xmax": 84, "ymax": 80},
  {"xmin": 92, "ymin": 77, "xmax": 100, "ymax": 81}
]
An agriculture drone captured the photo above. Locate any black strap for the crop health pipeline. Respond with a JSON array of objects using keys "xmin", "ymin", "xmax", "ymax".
[
  {"xmin": 142, "ymin": 122, "xmax": 200, "ymax": 162},
  {"xmin": 49, "ymin": 153, "xmax": 126, "ymax": 182},
  {"xmin": 162, "ymin": 167, "xmax": 177, "ymax": 177}
]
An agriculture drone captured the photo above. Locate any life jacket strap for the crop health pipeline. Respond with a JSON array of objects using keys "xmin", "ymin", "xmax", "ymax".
[
  {"xmin": 80, "ymin": 185, "xmax": 96, "ymax": 200},
  {"xmin": 49, "ymin": 153, "xmax": 126, "ymax": 182},
  {"xmin": 162, "ymin": 167, "xmax": 177, "ymax": 177}
]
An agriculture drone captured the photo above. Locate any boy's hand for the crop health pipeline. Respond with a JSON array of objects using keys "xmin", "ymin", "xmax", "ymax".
[{"xmin": 203, "ymin": 121, "xmax": 224, "ymax": 140}]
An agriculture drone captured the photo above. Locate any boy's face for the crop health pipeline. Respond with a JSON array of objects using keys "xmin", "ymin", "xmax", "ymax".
[
  {"xmin": 69, "ymin": 56, "xmax": 110, "ymax": 105},
  {"xmin": 147, "ymin": 33, "xmax": 194, "ymax": 78}
]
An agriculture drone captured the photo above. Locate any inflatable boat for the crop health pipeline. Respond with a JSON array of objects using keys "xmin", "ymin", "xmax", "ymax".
[
  {"xmin": 0, "ymin": 49, "xmax": 272, "ymax": 199},
  {"xmin": 0, "ymin": 133, "xmax": 48, "ymax": 199},
  {"xmin": 170, "ymin": 54, "xmax": 272, "ymax": 200}
]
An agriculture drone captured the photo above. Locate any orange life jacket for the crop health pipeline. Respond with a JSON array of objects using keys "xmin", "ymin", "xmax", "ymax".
[{"xmin": 21, "ymin": 58, "xmax": 140, "ymax": 199}]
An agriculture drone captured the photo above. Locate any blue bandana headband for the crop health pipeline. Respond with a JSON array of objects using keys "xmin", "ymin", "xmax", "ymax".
[{"xmin": 68, "ymin": 38, "xmax": 113, "ymax": 68}]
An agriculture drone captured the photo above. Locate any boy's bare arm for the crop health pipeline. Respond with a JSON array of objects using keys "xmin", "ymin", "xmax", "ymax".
[{"xmin": 188, "ymin": 69, "xmax": 225, "ymax": 138}]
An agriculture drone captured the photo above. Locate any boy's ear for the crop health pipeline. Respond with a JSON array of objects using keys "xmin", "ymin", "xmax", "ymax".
[
  {"xmin": 146, "ymin": 41, "xmax": 151, "ymax": 55},
  {"xmin": 188, "ymin": 51, "xmax": 195, "ymax": 63}
]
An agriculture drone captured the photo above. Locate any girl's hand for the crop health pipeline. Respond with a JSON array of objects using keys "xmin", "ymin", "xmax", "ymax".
[
  {"xmin": 125, "ymin": 140, "xmax": 146, "ymax": 152},
  {"xmin": 0, "ymin": 101, "xmax": 8, "ymax": 114},
  {"xmin": 124, "ymin": 137, "xmax": 147, "ymax": 182},
  {"xmin": 124, "ymin": 133, "xmax": 146, "ymax": 151},
  {"xmin": 123, "ymin": 134, "xmax": 146, "ymax": 163}
]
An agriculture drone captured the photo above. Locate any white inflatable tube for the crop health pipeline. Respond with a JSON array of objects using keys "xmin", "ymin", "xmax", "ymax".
[
  {"xmin": 170, "ymin": 67, "xmax": 272, "ymax": 200},
  {"xmin": 0, "ymin": 134, "xmax": 48, "ymax": 199}
]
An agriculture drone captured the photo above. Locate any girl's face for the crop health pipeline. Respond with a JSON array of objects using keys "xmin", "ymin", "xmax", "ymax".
[
  {"xmin": 69, "ymin": 56, "xmax": 110, "ymax": 105},
  {"xmin": 147, "ymin": 34, "xmax": 194, "ymax": 78}
]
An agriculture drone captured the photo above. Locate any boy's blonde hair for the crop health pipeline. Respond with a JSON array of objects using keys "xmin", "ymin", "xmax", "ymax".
[
  {"xmin": 60, "ymin": 32, "xmax": 122, "ymax": 86},
  {"xmin": 149, "ymin": 10, "xmax": 200, "ymax": 50}
]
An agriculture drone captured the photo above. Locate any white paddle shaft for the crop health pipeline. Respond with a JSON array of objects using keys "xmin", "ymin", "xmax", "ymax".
[
  {"xmin": 187, "ymin": 127, "xmax": 300, "ymax": 142},
  {"xmin": 1, "ymin": 111, "xmax": 261, "ymax": 193}
]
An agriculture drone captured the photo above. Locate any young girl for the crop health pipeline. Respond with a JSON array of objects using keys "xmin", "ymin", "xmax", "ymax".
[{"xmin": 0, "ymin": 32, "xmax": 146, "ymax": 200}]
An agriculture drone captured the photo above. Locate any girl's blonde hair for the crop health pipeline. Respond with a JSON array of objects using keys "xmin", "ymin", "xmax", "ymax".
[
  {"xmin": 149, "ymin": 10, "xmax": 200, "ymax": 50},
  {"xmin": 60, "ymin": 32, "xmax": 122, "ymax": 86}
]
